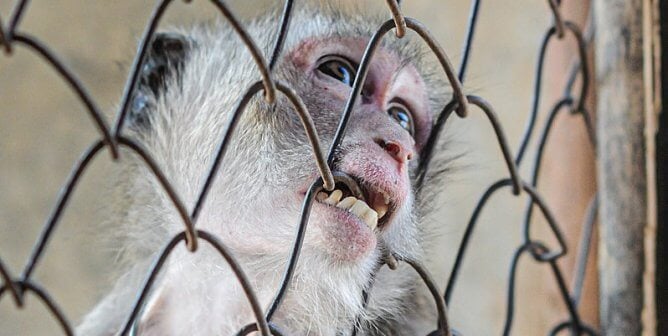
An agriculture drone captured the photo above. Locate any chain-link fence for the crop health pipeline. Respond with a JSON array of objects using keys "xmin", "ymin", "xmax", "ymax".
[{"xmin": 0, "ymin": 0, "xmax": 599, "ymax": 334}]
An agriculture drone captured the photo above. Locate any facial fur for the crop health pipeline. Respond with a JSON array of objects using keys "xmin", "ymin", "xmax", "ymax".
[{"xmin": 79, "ymin": 4, "xmax": 450, "ymax": 336}]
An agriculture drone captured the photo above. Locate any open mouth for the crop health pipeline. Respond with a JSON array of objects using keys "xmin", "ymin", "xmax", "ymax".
[{"xmin": 315, "ymin": 171, "xmax": 396, "ymax": 231}]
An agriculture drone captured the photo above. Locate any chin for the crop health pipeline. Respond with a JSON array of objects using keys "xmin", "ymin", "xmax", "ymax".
[{"xmin": 309, "ymin": 206, "xmax": 379, "ymax": 264}]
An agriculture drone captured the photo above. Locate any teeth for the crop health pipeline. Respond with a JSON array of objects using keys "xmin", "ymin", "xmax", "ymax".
[
  {"xmin": 318, "ymin": 191, "xmax": 380, "ymax": 230},
  {"xmin": 363, "ymin": 209, "xmax": 378, "ymax": 230},
  {"xmin": 340, "ymin": 197, "xmax": 379, "ymax": 230},
  {"xmin": 323, "ymin": 189, "xmax": 343, "ymax": 205},
  {"xmin": 336, "ymin": 196, "xmax": 357, "ymax": 210},
  {"xmin": 375, "ymin": 203, "xmax": 388, "ymax": 219},
  {"xmin": 383, "ymin": 193, "xmax": 391, "ymax": 205},
  {"xmin": 349, "ymin": 199, "xmax": 370, "ymax": 217}
]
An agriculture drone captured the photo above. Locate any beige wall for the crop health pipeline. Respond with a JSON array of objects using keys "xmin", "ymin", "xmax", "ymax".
[{"xmin": 0, "ymin": 1, "xmax": 592, "ymax": 335}]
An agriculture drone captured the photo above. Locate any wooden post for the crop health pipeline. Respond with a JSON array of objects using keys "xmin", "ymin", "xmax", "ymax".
[{"xmin": 593, "ymin": 0, "xmax": 659, "ymax": 334}]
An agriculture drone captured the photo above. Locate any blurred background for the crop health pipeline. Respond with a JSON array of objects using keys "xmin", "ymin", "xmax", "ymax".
[{"xmin": 0, "ymin": 1, "xmax": 596, "ymax": 335}]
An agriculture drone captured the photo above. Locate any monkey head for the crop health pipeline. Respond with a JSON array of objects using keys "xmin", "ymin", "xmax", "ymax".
[{"xmin": 82, "ymin": 4, "xmax": 448, "ymax": 335}]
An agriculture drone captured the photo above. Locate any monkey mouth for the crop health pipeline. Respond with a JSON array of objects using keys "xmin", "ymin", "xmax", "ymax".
[{"xmin": 315, "ymin": 171, "xmax": 395, "ymax": 231}]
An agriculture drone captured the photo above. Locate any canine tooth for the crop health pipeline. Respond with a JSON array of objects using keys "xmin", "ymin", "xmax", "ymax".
[
  {"xmin": 324, "ymin": 189, "xmax": 343, "ymax": 205},
  {"xmin": 363, "ymin": 209, "xmax": 378, "ymax": 230},
  {"xmin": 316, "ymin": 192, "xmax": 328, "ymax": 202},
  {"xmin": 336, "ymin": 196, "xmax": 357, "ymax": 210},
  {"xmin": 375, "ymin": 204, "xmax": 388, "ymax": 219}
]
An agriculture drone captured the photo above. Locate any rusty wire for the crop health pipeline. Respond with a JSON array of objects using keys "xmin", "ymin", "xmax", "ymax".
[
  {"xmin": 0, "ymin": 0, "xmax": 599, "ymax": 335},
  {"xmin": 437, "ymin": 0, "xmax": 599, "ymax": 334}
]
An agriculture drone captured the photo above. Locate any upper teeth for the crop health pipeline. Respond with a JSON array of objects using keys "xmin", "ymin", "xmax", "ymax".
[
  {"xmin": 319, "ymin": 189, "xmax": 342, "ymax": 205},
  {"xmin": 316, "ymin": 189, "xmax": 386, "ymax": 230},
  {"xmin": 375, "ymin": 203, "xmax": 388, "ymax": 219}
]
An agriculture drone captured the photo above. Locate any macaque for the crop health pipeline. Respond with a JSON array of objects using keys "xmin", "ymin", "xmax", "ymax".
[{"xmin": 79, "ymin": 3, "xmax": 450, "ymax": 335}]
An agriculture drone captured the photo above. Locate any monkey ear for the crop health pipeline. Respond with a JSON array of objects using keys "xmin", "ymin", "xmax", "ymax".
[{"xmin": 129, "ymin": 32, "xmax": 193, "ymax": 130}]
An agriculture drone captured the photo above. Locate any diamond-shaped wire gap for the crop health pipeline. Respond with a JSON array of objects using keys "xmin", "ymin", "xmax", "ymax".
[
  {"xmin": 515, "ymin": 22, "xmax": 587, "ymax": 166},
  {"xmin": 118, "ymin": 230, "xmax": 270, "ymax": 336},
  {"xmin": 0, "ymin": 280, "xmax": 75, "ymax": 336},
  {"xmin": 112, "ymin": 0, "xmax": 276, "ymax": 137}
]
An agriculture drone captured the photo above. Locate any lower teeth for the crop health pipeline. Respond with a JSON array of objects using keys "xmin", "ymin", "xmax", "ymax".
[{"xmin": 316, "ymin": 190, "xmax": 378, "ymax": 230}]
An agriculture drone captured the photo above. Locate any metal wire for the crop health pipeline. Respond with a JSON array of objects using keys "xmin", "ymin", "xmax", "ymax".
[
  {"xmin": 0, "ymin": 0, "xmax": 599, "ymax": 334},
  {"xmin": 439, "ymin": 1, "xmax": 599, "ymax": 334}
]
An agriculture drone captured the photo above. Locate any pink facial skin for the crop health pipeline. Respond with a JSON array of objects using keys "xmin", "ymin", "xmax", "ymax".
[{"xmin": 291, "ymin": 37, "xmax": 433, "ymax": 263}]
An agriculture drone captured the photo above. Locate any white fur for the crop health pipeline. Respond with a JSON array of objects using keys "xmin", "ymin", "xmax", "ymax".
[{"xmin": 79, "ymin": 5, "xmax": 444, "ymax": 335}]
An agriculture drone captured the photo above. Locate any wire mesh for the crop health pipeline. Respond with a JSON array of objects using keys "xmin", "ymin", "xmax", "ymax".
[{"xmin": 0, "ymin": 0, "xmax": 599, "ymax": 335}]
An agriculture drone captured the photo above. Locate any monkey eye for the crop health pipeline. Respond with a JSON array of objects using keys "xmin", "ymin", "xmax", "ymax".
[
  {"xmin": 387, "ymin": 102, "xmax": 415, "ymax": 136},
  {"xmin": 317, "ymin": 55, "xmax": 357, "ymax": 87}
]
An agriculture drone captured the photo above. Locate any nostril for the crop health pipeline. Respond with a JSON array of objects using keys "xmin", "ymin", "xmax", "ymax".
[
  {"xmin": 361, "ymin": 83, "xmax": 374, "ymax": 97},
  {"xmin": 384, "ymin": 142, "xmax": 401, "ymax": 157},
  {"xmin": 376, "ymin": 139, "xmax": 411, "ymax": 163}
]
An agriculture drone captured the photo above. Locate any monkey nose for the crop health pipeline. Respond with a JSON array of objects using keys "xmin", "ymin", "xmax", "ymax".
[{"xmin": 376, "ymin": 139, "xmax": 413, "ymax": 164}]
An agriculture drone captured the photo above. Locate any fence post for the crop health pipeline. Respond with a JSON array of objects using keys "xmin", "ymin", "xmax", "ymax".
[{"xmin": 593, "ymin": 0, "xmax": 659, "ymax": 335}]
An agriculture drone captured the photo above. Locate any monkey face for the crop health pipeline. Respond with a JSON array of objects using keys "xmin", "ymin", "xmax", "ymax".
[
  {"xmin": 280, "ymin": 36, "xmax": 434, "ymax": 264},
  {"xmin": 124, "ymin": 22, "xmax": 438, "ymax": 271},
  {"xmin": 83, "ymin": 7, "xmax": 448, "ymax": 334}
]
